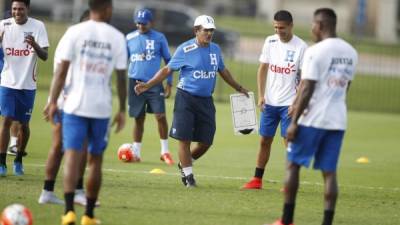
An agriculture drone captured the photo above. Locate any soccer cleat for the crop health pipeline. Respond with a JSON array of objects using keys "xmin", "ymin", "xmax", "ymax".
[
  {"xmin": 74, "ymin": 189, "xmax": 87, "ymax": 206},
  {"xmin": 13, "ymin": 162, "xmax": 24, "ymax": 176},
  {"xmin": 0, "ymin": 165, "xmax": 7, "ymax": 177},
  {"xmin": 177, "ymin": 163, "xmax": 187, "ymax": 186},
  {"xmin": 264, "ymin": 219, "xmax": 294, "ymax": 225},
  {"xmin": 61, "ymin": 211, "xmax": 76, "ymax": 225},
  {"xmin": 38, "ymin": 190, "xmax": 64, "ymax": 205},
  {"xmin": 7, "ymin": 146, "xmax": 27, "ymax": 157},
  {"xmin": 185, "ymin": 174, "xmax": 197, "ymax": 188},
  {"xmin": 160, "ymin": 152, "xmax": 174, "ymax": 165},
  {"xmin": 81, "ymin": 215, "xmax": 101, "ymax": 225},
  {"xmin": 74, "ymin": 189, "xmax": 101, "ymax": 207},
  {"xmin": 241, "ymin": 177, "xmax": 262, "ymax": 190}
]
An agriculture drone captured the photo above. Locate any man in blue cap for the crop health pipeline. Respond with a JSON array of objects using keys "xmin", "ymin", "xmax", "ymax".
[{"xmin": 126, "ymin": 8, "xmax": 175, "ymax": 165}]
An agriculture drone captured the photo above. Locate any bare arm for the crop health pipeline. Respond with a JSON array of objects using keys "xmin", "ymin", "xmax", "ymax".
[
  {"xmin": 25, "ymin": 35, "xmax": 48, "ymax": 61},
  {"xmin": 48, "ymin": 60, "xmax": 70, "ymax": 123},
  {"xmin": 286, "ymin": 79, "xmax": 316, "ymax": 141},
  {"xmin": 135, "ymin": 66, "xmax": 172, "ymax": 95},
  {"xmin": 219, "ymin": 68, "xmax": 249, "ymax": 96},
  {"xmin": 112, "ymin": 69, "xmax": 127, "ymax": 133},
  {"xmin": 257, "ymin": 63, "xmax": 268, "ymax": 109}
]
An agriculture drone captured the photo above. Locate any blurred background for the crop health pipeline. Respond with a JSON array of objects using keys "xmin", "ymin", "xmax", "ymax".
[{"xmin": 1, "ymin": 0, "xmax": 399, "ymax": 113}]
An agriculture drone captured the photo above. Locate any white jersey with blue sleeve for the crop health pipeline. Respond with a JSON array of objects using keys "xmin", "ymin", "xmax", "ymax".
[
  {"xmin": 168, "ymin": 38, "xmax": 225, "ymax": 97},
  {"xmin": 126, "ymin": 29, "xmax": 172, "ymax": 85}
]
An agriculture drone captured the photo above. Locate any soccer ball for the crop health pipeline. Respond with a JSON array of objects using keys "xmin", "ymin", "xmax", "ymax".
[
  {"xmin": 1, "ymin": 204, "xmax": 33, "ymax": 225},
  {"xmin": 117, "ymin": 143, "xmax": 134, "ymax": 162}
]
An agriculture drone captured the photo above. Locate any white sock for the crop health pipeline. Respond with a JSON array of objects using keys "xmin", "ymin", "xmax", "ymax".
[
  {"xmin": 182, "ymin": 166, "xmax": 193, "ymax": 176},
  {"xmin": 132, "ymin": 142, "xmax": 142, "ymax": 158},
  {"xmin": 160, "ymin": 139, "xmax": 169, "ymax": 155},
  {"xmin": 9, "ymin": 136, "xmax": 17, "ymax": 147}
]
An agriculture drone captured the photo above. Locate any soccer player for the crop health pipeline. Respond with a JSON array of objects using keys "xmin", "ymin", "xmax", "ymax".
[
  {"xmin": 266, "ymin": 8, "xmax": 358, "ymax": 225},
  {"xmin": 0, "ymin": 0, "xmax": 49, "ymax": 176},
  {"xmin": 38, "ymin": 10, "xmax": 92, "ymax": 206},
  {"xmin": 135, "ymin": 15, "xmax": 249, "ymax": 187},
  {"xmin": 48, "ymin": 0, "xmax": 127, "ymax": 223},
  {"xmin": 242, "ymin": 10, "xmax": 307, "ymax": 190},
  {"xmin": 126, "ymin": 8, "xmax": 174, "ymax": 165}
]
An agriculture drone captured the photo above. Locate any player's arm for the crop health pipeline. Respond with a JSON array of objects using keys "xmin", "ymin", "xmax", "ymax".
[
  {"xmin": 286, "ymin": 79, "xmax": 316, "ymax": 141},
  {"xmin": 135, "ymin": 66, "xmax": 172, "ymax": 95},
  {"xmin": 48, "ymin": 60, "xmax": 70, "ymax": 123},
  {"xmin": 112, "ymin": 69, "xmax": 127, "ymax": 133},
  {"xmin": 219, "ymin": 68, "xmax": 249, "ymax": 97},
  {"xmin": 24, "ymin": 35, "xmax": 48, "ymax": 61},
  {"xmin": 256, "ymin": 63, "xmax": 268, "ymax": 109},
  {"xmin": 163, "ymin": 57, "xmax": 173, "ymax": 98}
]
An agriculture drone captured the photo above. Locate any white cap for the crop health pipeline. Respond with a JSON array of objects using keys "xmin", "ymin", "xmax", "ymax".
[{"xmin": 194, "ymin": 15, "xmax": 216, "ymax": 29}]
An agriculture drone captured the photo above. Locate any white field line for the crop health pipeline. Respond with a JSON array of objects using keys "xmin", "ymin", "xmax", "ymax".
[{"xmin": 26, "ymin": 163, "xmax": 400, "ymax": 192}]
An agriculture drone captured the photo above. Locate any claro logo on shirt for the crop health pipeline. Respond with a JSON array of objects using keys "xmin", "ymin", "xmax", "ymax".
[
  {"xmin": 6, "ymin": 47, "xmax": 33, "ymax": 56},
  {"xmin": 193, "ymin": 70, "xmax": 216, "ymax": 79},
  {"xmin": 269, "ymin": 63, "xmax": 296, "ymax": 75}
]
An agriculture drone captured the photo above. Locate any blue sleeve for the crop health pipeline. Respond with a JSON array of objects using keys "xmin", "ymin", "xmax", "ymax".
[
  {"xmin": 160, "ymin": 35, "xmax": 173, "ymax": 85},
  {"xmin": 217, "ymin": 47, "xmax": 225, "ymax": 72},
  {"xmin": 167, "ymin": 46, "xmax": 185, "ymax": 71}
]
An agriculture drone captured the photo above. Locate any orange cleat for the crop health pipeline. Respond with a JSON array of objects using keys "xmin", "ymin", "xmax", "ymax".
[
  {"xmin": 160, "ymin": 152, "xmax": 174, "ymax": 165},
  {"xmin": 241, "ymin": 177, "xmax": 262, "ymax": 190},
  {"xmin": 264, "ymin": 219, "xmax": 294, "ymax": 225}
]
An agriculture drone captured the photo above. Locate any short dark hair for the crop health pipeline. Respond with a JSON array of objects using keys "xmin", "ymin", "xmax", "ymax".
[
  {"xmin": 11, "ymin": 0, "xmax": 30, "ymax": 7},
  {"xmin": 273, "ymin": 10, "xmax": 293, "ymax": 23},
  {"xmin": 314, "ymin": 8, "xmax": 337, "ymax": 29},
  {"xmin": 80, "ymin": 9, "xmax": 90, "ymax": 22},
  {"xmin": 88, "ymin": 0, "xmax": 112, "ymax": 11}
]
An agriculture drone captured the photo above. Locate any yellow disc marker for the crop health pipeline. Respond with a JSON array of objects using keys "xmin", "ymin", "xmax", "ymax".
[
  {"xmin": 150, "ymin": 168, "xmax": 166, "ymax": 174},
  {"xmin": 356, "ymin": 157, "xmax": 370, "ymax": 164}
]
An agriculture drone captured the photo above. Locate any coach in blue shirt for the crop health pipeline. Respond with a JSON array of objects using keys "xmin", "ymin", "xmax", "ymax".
[
  {"xmin": 126, "ymin": 9, "xmax": 175, "ymax": 165},
  {"xmin": 135, "ymin": 15, "xmax": 249, "ymax": 187}
]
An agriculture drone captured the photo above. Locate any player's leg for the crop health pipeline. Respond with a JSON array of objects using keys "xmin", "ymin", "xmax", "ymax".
[
  {"xmin": 280, "ymin": 162, "xmax": 300, "ymax": 225},
  {"xmin": 12, "ymin": 89, "xmax": 35, "ymax": 175},
  {"xmin": 39, "ymin": 112, "xmax": 64, "ymax": 204},
  {"xmin": 267, "ymin": 125, "xmax": 321, "ymax": 225},
  {"xmin": 191, "ymin": 142, "xmax": 211, "ymax": 160},
  {"xmin": 6, "ymin": 121, "xmax": 19, "ymax": 156},
  {"xmin": 169, "ymin": 89, "xmax": 196, "ymax": 187},
  {"xmin": 313, "ymin": 130, "xmax": 344, "ymax": 225},
  {"xmin": 0, "ymin": 116, "xmax": 13, "ymax": 176},
  {"xmin": 129, "ymin": 78, "xmax": 147, "ymax": 161},
  {"xmin": 61, "ymin": 113, "xmax": 88, "ymax": 224},
  {"xmin": 132, "ymin": 115, "xmax": 145, "ymax": 160},
  {"xmin": 155, "ymin": 113, "xmax": 175, "ymax": 165},
  {"xmin": 243, "ymin": 104, "xmax": 279, "ymax": 189},
  {"xmin": 74, "ymin": 141, "xmax": 88, "ymax": 206},
  {"xmin": 146, "ymin": 84, "xmax": 174, "ymax": 164},
  {"xmin": 321, "ymin": 171, "xmax": 338, "ymax": 225},
  {"xmin": 14, "ymin": 122, "xmax": 29, "ymax": 170},
  {"xmin": 80, "ymin": 117, "xmax": 109, "ymax": 224}
]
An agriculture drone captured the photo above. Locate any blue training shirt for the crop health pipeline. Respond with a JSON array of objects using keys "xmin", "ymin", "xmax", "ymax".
[
  {"xmin": 168, "ymin": 38, "xmax": 225, "ymax": 97},
  {"xmin": 126, "ymin": 29, "xmax": 172, "ymax": 85}
]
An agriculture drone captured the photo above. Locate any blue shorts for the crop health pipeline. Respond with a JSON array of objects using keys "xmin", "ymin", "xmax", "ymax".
[
  {"xmin": 62, "ymin": 113, "xmax": 110, "ymax": 155},
  {"xmin": 170, "ymin": 89, "xmax": 216, "ymax": 145},
  {"xmin": 0, "ymin": 86, "xmax": 35, "ymax": 123},
  {"xmin": 287, "ymin": 125, "xmax": 345, "ymax": 172},
  {"xmin": 128, "ymin": 78, "xmax": 165, "ymax": 118},
  {"xmin": 259, "ymin": 104, "xmax": 291, "ymax": 137}
]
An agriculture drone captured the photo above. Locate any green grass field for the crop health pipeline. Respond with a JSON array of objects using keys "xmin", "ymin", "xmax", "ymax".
[
  {"xmin": 1, "ymin": 19, "xmax": 400, "ymax": 225},
  {"xmin": 0, "ymin": 89, "xmax": 400, "ymax": 225}
]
